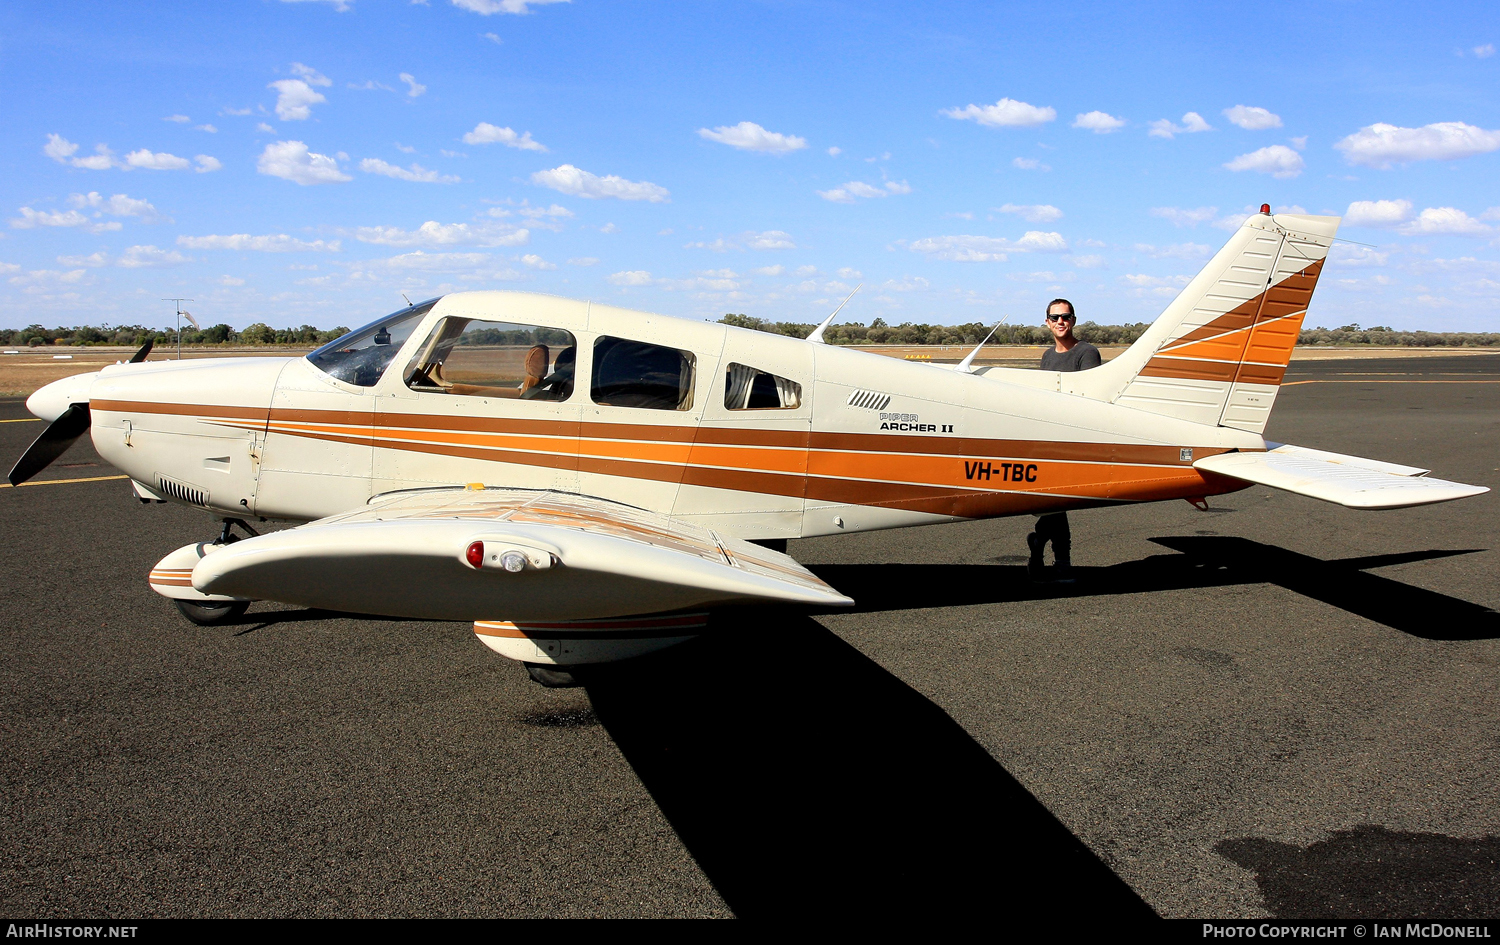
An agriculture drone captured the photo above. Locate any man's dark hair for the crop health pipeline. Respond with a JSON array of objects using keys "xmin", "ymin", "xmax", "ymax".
[{"xmin": 1046, "ymin": 298, "xmax": 1075, "ymax": 316}]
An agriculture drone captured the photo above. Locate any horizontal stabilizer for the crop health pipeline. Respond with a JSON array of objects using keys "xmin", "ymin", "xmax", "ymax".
[
  {"xmin": 1194, "ymin": 444, "xmax": 1488, "ymax": 510},
  {"xmin": 192, "ymin": 488, "xmax": 854, "ymax": 620}
]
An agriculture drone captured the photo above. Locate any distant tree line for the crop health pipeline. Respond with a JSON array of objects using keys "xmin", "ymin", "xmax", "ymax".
[
  {"xmin": 0, "ymin": 323, "xmax": 351, "ymax": 347},
  {"xmin": 718, "ymin": 315, "xmax": 1500, "ymax": 348}
]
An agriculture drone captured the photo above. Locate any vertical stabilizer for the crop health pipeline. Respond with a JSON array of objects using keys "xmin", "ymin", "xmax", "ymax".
[{"xmin": 1066, "ymin": 211, "xmax": 1338, "ymax": 433}]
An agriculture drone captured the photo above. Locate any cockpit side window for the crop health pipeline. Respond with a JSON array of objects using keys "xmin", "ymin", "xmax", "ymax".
[
  {"xmin": 306, "ymin": 300, "xmax": 437, "ymax": 387},
  {"xmin": 404, "ymin": 317, "xmax": 577, "ymax": 402},
  {"xmin": 724, "ymin": 363, "xmax": 802, "ymax": 410},
  {"xmin": 590, "ymin": 336, "xmax": 695, "ymax": 411}
]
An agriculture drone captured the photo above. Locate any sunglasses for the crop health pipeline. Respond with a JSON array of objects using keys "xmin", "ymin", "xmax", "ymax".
[{"xmin": 1045, "ymin": 313, "xmax": 1075, "ymax": 322}]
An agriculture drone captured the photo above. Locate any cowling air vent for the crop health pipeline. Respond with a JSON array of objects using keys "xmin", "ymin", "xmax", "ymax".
[
  {"xmin": 847, "ymin": 389, "xmax": 891, "ymax": 411},
  {"xmin": 157, "ymin": 476, "xmax": 209, "ymax": 508}
]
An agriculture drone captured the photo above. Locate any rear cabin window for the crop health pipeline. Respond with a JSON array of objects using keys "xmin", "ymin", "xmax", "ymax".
[
  {"xmin": 405, "ymin": 317, "xmax": 577, "ymax": 402},
  {"xmin": 590, "ymin": 336, "xmax": 695, "ymax": 411},
  {"xmin": 724, "ymin": 363, "xmax": 802, "ymax": 410}
]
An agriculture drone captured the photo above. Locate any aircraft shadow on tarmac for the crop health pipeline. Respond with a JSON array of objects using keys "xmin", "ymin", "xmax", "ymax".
[
  {"xmin": 581, "ymin": 617, "xmax": 1158, "ymax": 920},
  {"xmin": 810, "ymin": 537, "xmax": 1498, "ymax": 642},
  {"xmin": 1218, "ymin": 825, "xmax": 1500, "ymax": 919}
]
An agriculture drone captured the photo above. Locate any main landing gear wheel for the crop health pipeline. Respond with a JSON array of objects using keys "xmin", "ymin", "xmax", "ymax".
[
  {"xmin": 173, "ymin": 599, "xmax": 250, "ymax": 626},
  {"xmin": 525, "ymin": 663, "xmax": 582, "ymax": 688}
]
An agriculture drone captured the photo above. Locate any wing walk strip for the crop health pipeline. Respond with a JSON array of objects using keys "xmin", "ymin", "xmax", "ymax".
[{"xmin": 89, "ymin": 399, "xmax": 1240, "ymax": 514}]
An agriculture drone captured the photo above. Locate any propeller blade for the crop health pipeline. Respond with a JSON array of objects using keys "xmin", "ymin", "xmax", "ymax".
[
  {"xmin": 127, "ymin": 339, "xmax": 153, "ymax": 363},
  {"xmin": 8, "ymin": 403, "xmax": 92, "ymax": 486}
]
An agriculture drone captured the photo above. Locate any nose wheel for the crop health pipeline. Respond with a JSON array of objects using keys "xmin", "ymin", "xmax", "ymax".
[{"xmin": 173, "ymin": 599, "xmax": 250, "ymax": 626}]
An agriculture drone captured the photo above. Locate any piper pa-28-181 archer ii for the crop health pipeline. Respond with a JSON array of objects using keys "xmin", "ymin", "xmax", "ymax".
[{"xmin": 11, "ymin": 208, "xmax": 1488, "ymax": 685}]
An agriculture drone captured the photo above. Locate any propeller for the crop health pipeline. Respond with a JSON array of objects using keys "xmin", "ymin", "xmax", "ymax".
[
  {"xmin": 7, "ymin": 339, "xmax": 148, "ymax": 486},
  {"xmin": 9, "ymin": 403, "xmax": 91, "ymax": 486}
]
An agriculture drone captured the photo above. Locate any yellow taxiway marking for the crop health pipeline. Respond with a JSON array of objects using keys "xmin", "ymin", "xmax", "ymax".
[
  {"xmin": 0, "ymin": 474, "xmax": 129, "ymax": 489},
  {"xmin": 1281, "ymin": 379, "xmax": 1500, "ymax": 387},
  {"xmin": 0, "ymin": 417, "xmax": 42, "ymax": 423}
]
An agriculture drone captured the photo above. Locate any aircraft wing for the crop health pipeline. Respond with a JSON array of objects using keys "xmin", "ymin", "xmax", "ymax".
[
  {"xmin": 1193, "ymin": 444, "xmax": 1489, "ymax": 510},
  {"xmin": 191, "ymin": 487, "xmax": 852, "ymax": 620}
]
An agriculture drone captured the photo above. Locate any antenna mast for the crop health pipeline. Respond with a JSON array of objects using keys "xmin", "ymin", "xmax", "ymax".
[{"xmin": 162, "ymin": 298, "xmax": 194, "ymax": 360}]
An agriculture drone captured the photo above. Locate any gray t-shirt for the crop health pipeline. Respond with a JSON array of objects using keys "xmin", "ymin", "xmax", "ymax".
[{"xmin": 1040, "ymin": 341, "xmax": 1101, "ymax": 373}]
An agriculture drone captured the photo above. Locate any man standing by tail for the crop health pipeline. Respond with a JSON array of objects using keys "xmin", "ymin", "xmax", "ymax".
[{"xmin": 1029, "ymin": 298, "xmax": 1101, "ymax": 582}]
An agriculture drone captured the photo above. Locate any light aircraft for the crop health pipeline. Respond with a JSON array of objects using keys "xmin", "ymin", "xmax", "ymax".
[{"xmin": 11, "ymin": 208, "xmax": 1488, "ymax": 685}]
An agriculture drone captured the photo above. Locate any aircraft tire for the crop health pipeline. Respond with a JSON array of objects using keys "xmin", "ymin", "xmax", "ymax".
[
  {"xmin": 173, "ymin": 599, "xmax": 250, "ymax": 626},
  {"xmin": 524, "ymin": 663, "xmax": 582, "ymax": 688}
]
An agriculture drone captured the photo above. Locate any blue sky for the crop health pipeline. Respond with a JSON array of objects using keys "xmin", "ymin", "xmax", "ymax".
[{"xmin": 4, "ymin": 0, "xmax": 1499, "ymax": 333}]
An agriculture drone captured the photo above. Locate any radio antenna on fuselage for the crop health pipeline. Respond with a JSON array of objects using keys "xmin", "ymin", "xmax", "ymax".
[
  {"xmin": 806, "ymin": 283, "xmax": 862, "ymax": 345},
  {"xmin": 956, "ymin": 315, "xmax": 1010, "ymax": 374}
]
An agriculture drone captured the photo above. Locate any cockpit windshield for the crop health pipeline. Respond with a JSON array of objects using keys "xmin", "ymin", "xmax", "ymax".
[{"xmin": 305, "ymin": 299, "xmax": 439, "ymax": 387}]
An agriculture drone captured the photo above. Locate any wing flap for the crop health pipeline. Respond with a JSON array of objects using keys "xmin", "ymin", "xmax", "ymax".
[
  {"xmin": 192, "ymin": 488, "xmax": 853, "ymax": 620},
  {"xmin": 1194, "ymin": 444, "xmax": 1488, "ymax": 510}
]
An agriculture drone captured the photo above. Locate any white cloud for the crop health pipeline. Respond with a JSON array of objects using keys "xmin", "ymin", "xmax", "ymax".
[
  {"xmin": 348, "ymin": 79, "xmax": 394, "ymax": 92},
  {"xmin": 1223, "ymin": 144, "xmax": 1304, "ymax": 178},
  {"xmin": 399, "ymin": 73, "xmax": 426, "ymax": 97},
  {"xmin": 1122, "ymin": 274, "xmax": 1192, "ymax": 296},
  {"xmin": 195, "ymin": 155, "xmax": 223, "ymax": 173},
  {"xmin": 268, "ymin": 79, "xmax": 327, "ymax": 121},
  {"xmin": 753, "ymin": 265, "xmax": 784, "ymax": 276},
  {"xmin": 219, "ymin": 275, "xmax": 246, "ymax": 286},
  {"xmin": 45, "ymin": 135, "xmax": 118, "ymax": 170},
  {"xmin": 1011, "ymin": 156, "xmax": 1049, "ymax": 171},
  {"xmin": 817, "ymin": 180, "xmax": 911, "ymax": 203},
  {"xmin": 381, "ymin": 251, "xmax": 495, "ymax": 271},
  {"xmin": 117, "ymin": 245, "xmax": 190, "ymax": 268},
  {"xmin": 125, "ymin": 149, "xmax": 192, "ymax": 171},
  {"xmin": 996, "ymin": 203, "xmax": 1062, "ymax": 223},
  {"xmin": 280, "ymin": 0, "xmax": 351, "ymax": 11},
  {"xmin": 942, "ymin": 98, "xmax": 1056, "ymax": 128},
  {"xmin": 905, "ymin": 231, "xmax": 1068, "ymax": 262},
  {"xmin": 222, "ymin": 106, "xmax": 254, "ymax": 116},
  {"xmin": 1475, "ymin": 44, "xmax": 1495, "ymax": 58},
  {"xmin": 1344, "ymin": 199, "xmax": 1413, "ymax": 227},
  {"xmin": 881, "ymin": 276, "xmax": 929, "ymax": 292},
  {"xmin": 1067, "ymin": 254, "xmax": 1107, "ymax": 269},
  {"xmin": 1223, "ymin": 105, "xmax": 1283, "ymax": 130},
  {"xmin": 795, "ymin": 265, "xmax": 817, "ymax": 275},
  {"xmin": 697, "ymin": 121, "xmax": 807, "ymax": 153},
  {"xmin": 395, "ymin": 143, "xmax": 416, "ymax": 153},
  {"xmin": 461, "ymin": 122, "xmax": 548, "ymax": 152},
  {"xmin": 195, "ymin": 124, "xmax": 217, "ymax": 133},
  {"xmin": 837, "ymin": 267, "xmax": 862, "ymax": 279},
  {"xmin": 1398, "ymin": 207, "xmax": 1491, "ymax": 237},
  {"xmin": 567, "ymin": 257, "xmax": 598, "ymax": 266},
  {"xmin": 10, "ymin": 208, "xmax": 119, "ymax": 233},
  {"xmin": 164, "ymin": 114, "xmax": 191, "ymax": 124},
  {"xmin": 177, "ymin": 233, "xmax": 341, "ymax": 252},
  {"xmin": 257, "ymin": 122, "xmax": 277, "ymax": 134},
  {"xmin": 67, "ymin": 192, "xmax": 163, "ymax": 222},
  {"xmin": 8, "ymin": 269, "xmax": 88, "ymax": 287},
  {"xmin": 257, "ymin": 141, "xmax": 351, "ymax": 185},
  {"xmin": 290, "ymin": 63, "xmax": 332, "ymax": 86},
  {"xmin": 520, "ymin": 253, "xmax": 556, "ymax": 269},
  {"xmin": 1149, "ymin": 111, "xmax": 1212, "ymax": 139},
  {"xmin": 1289, "ymin": 135, "xmax": 1307, "ymax": 150},
  {"xmin": 1150, "ymin": 206, "xmax": 1218, "ymax": 227},
  {"xmin": 359, "ymin": 158, "xmax": 460, "ymax": 183},
  {"xmin": 1328, "ymin": 244, "xmax": 1390, "ymax": 268},
  {"xmin": 608, "ymin": 270, "xmax": 654, "ymax": 286},
  {"xmin": 450, "ymin": 0, "xmax": 570, "ymax": 14},
  {"xmin": 1334, "ymin": 121, "xmax": 1500, "ymax": 168},
  {"xmin": 483, "ymin": 32, "xmax": 503, "ymax": 44},
  {"xmin": 1073, "ymin": 110, "xmax": 1126, "ymax": 133},
  {"xmin": 1133, "ymin": 242, "xmax": 1212, "ymax": 259},
  {"xmin": 58, "ymin": 252, "xmax": 110, "ymax": 267},
  {"xmin": 827, "ymin": 146, "xmax": 841, "ymax": 156},
  {"xmin": 353, "ymin": 220, "xmax": 529, "ymax": 247},
  {"xmin": 531, "ymin": 164, "xmax": 668, "ymax": 202},
  {"xmin": 746, "ymin": 230, "xmax": 795, "ymax": 250}
]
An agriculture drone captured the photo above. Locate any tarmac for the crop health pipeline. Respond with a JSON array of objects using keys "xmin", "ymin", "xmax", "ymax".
[{"xmin": 1, "ymin": 354, "xmax": 1497, "ymax": 919}]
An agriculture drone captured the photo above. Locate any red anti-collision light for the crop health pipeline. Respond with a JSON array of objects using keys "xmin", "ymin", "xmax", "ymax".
[
  {"xmin": 466, "ymin": 541, "xmax": 484, "ymax": 569},
  {"xmin": 1261, "ymin": 203, "xmax": 1271, "ymax": 214}
]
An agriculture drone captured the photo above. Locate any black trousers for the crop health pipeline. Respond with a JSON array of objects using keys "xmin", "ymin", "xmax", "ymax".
[{"xmin": 1032, "ymin": 512, "xmax": 1071, "ymax": 558}]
